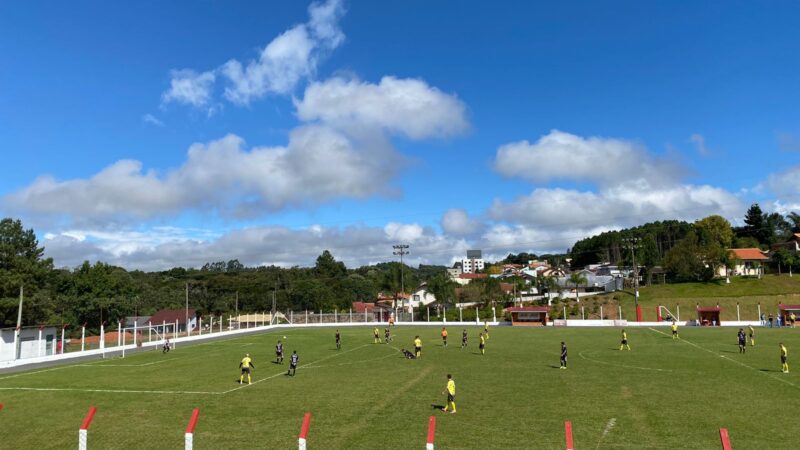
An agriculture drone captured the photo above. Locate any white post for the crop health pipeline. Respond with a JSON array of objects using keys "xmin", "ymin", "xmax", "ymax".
[
  {"xmin": 475, "ymin": 307, "xmax": 478, "ymax": 324},
  {"xmin": 600, "ymin": 306, "xmax": 604, "ymax": 320},
  {"xmin": 335, "ymin": 309, "xmax": 338, "ymax": 323},
  {"xmin": 307, "ymin": 310, "xmax": 310, "ymax": 324},
  {"xmin": 100, "ymin": 323, "xmax": 105, "ymax": 354},
  {"xmin": 121, "ymin": 327, "xmax": 126, "ymax": 358},
  {"xmin": 493, "ymin": 307, "xmax": 497, "ymax": 322},
  {"xmin": 618, "ymin": 306, "xmax": 623, "ymax": 320},
  {"xmin": 581, "ymin": 306, "xmax": 585, "ymax": 320},
  {"xmin": 38, "ymin": 328, "xmax": 43, "ymax": 356},
  {"xmin": 459, "ymin": 307, "xmax": 463, "ymax": 322},
  {"xmin": 199, "ymin": 317, "xmax": 202, "ymax": 335},
  {"xmin": 737, "ymin": 303, "xmax": 741, "ymax": 322},
  {"xmin": 443, "ymin": 306, "xmax": 447, "ymax": 323},
  {"xmin": 60, "ymin": 326, "xmax": 65, "ymax": 354},
  {"xmin": 563, "ymin": 306, "xmax": 567, "ymax": 322},
  {"xmin": 220, "ymin": 316, "xmax": 223, "ymax": 333},
  {"xmin": 677, "ymin": 305, "xmax": 681, "ymax": 321},
  {"xmin": 174, "ymin": 319, "xmax": 178, "ymax": 343},
  {"xmin": 428, "ymin": 307, "xmax": 431, "ymax": 322},
  {"xmin": 81, "ymin": 326, "xmax": 85, "ymax": 352},
  {"xmin": 349, "ymin": 308, "xmax": 353, "ymax": 323},
  {"xmin": 117, "ymin": 322, "xmax": 122, "ymax": 347},
  {"xmin": 133, "ymin": 321, "xmax": 138, "ymax": 347}
]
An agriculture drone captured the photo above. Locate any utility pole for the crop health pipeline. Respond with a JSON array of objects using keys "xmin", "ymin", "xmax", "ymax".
[
  {"xmin": 272, "ymin": 282, "xmax": 277, "ymax": 324},
  {"xmin": 623, "ymin": 237, "xmax": 642, "ymax": 322},
  {"xmin": 393, "ymin": 244, "xmax": 410, "ymax": 309},
  {"xmin": 185, "ymin": 282, "xmax": 189, "ymax": 335},
  {"xmin": 14, "ymin": 285, "xmax": 23, "ymax": 360}
]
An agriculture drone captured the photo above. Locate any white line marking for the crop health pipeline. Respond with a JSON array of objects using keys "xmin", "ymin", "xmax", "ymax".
[
  {"xmin": 595, "ymin": 418, "xmax": 617, "ymax": 449},
  {"xmin": 77, "ymin": 358, "xmax": 175, "ymax": 367},
  {"xmin": 647, "ymin": 327, "xmax": 799, "ymax": 389},
  {"xmin": 578, "ymin": 351, "xmax": 671, "ymax": 372},
  {"xmin": 0, "ymin": 386, "xmax": 218, "ymax": 395}
]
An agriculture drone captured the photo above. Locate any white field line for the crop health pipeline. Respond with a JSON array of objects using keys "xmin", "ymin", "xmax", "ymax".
[
  {"xmin": 578, "ymin": 350, "xmax": 671, "ymax": 373},
  {"xmin": 595, "ymin": 417, "xmax": 617, "ymax": 450},
  {"xmin": 0, "ymin": 386, "xmax": 217, "ymax": 395},
  {"xmin": 647, "ymin": 327, "xmax": 800, "ymax": 390},
  {"xmin": 77, "ymin": 358, "xmax": 177, "ymax": 367},
  {"xmin": 221, "ymin": 343, "xmax": 373, "ymax": 394}
]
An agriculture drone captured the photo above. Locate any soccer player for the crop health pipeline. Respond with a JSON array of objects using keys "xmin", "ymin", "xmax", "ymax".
[
  {"xmin": 738, "ymin": 328, "xmax": 747, "ymax": 354},
  {"xmin": 385, "ymin": 327, "xmax": 391, "ymax": 343},
  {"xmin": 402, "ymin": 348, "xmax": 416, "ymax": 359},
  {"xmin": 239, "ymin": 353, "xmax": 254, "ymax": 384},
  {"xmin": 461, "ymin": 329, "xmax": 468, "ymax": 349},
  {"xmin": 442, "ymin": 374, "xmax": 456, "ymax": 414},
  {"xmin": 335, "ymin": 329, "xmax": 341, "ymax": 350},
  {"xmin": 162, "ymin": 338, "xmax": 171, "ymax": 353},
  {"xmin": 780, "ymin": 343, "xmax": 789, "ymax": 373},
  {"xmin": 619, "ymin": 329, "xmax": 630, "ymax": 351},
  {"xmin": 441, "ymin": 327, "xmax": 448, "ymax": 347},
  {"xmin": 478, "ymin": 332, "xmax": 486, "ymax": 355},
  {"xmin": 671, "ymin": 320, "xmax": 679, "ymax": 340},
  {"xmin": 276, "ymin": 340, "xmax": 284, "ymax": 364},
  {"xmin": 560, "ymin": 341, "xmax": 568, "ymax": 369},
  {"xmin": 414, "ymin": 335, "xmax": 422, "ymax": 358},
  {"xmin": 374, "ymin": 327, "xmax": 381, "ymax": 344},
  {"xmin": 791, "ymin": 312, "xmax": 797, "ymax": 328},
  {"xmin": 287, "ymin": 350, "xmax": 299, "ymax": 376},
  {"xmin": 484, "ymin": 321, "xmax": 490, "ymax": 339},
  {"xmin": 748, "ymin": 325, "xmax": 755, "ymax": 346}
]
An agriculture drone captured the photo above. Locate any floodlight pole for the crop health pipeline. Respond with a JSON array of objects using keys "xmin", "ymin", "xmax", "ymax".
[
  {"xmin": 393, "ymin": 244, "xmax": 410, "ymax": 308},
  {"xmin": 14, "ymin": 285, "xmax": 23, "ymax": 360},
  {"xmin": 624, "ymin": 237, "xmax": 642, "ymax": 322}
]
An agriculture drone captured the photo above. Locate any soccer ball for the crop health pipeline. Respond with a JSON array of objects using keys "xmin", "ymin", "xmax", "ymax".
[{"xmin": 283, "ymin": 336, "xmax": 287, "ymax": 339}]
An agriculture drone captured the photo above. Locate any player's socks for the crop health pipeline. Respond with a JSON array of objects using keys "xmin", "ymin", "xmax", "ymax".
[{"xmin": 239, "ymin": 375, "xmax": 244, "ymax": 383}]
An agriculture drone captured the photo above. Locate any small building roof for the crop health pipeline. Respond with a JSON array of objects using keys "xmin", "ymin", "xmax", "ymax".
[
  {"xmin": 696, "ymin": 307, "xmax": 721, "ymax": 312},
  {"xmin": 778, "ymin": 304, "xmax": 800, "ymax": 311},
  {"xmin": 729, "ymin": 248, "xmax": 769, "ymax": 261}
]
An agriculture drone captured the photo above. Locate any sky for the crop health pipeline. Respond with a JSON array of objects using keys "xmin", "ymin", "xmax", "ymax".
[{"xmin": 1, "ymin": 0, "xmax": 800, "ymax": 271}]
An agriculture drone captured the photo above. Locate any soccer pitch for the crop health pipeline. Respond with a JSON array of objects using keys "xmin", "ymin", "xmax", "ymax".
[{"xmin": 1, "ymin": 326, "xmax": 799, "ymax": 449}]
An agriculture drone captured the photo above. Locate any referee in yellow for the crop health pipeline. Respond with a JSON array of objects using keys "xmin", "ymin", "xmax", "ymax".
[
  {"xmin": 239, "ymin": 353, "xmax": 254, "ymax": 385},
  {"xmin": 781, "ymin": 343, "xmax": 789, "ymax": 373},
  {"xmin": 442, "ymin": 374, "xmax": 456, "ymax": 414},
  {"xmin": 414, "ymin": 335, "xmax": 422, "ymax": 358}
]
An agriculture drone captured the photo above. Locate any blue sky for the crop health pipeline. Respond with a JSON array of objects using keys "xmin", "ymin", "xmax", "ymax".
[{"xmin": 1, "ymin": 0, "xmax": 800, "ymax": 270}]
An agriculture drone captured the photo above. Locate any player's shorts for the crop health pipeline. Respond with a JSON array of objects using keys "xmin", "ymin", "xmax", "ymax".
[
  {"xmin": 447, "ymin": 393, "xmax": 455, "ymax": 402},
  {"xmin": 561, "ymin": 357, "xmax": 567, "ymax": 364},
  {"xmin": 276, "ymin": 351, "xmax": 283, "ymax": 357},
  {"xmin": 290, "ymin": 363, "xmax": 297, "ymax": 369},
  {"xmin": 415, "ymin": 346, "xmax": 421, "ymax": 353},
  {"xmin": 782, "ymin": 356, "xmax": 787, "ymax": 364},
  {"xmin": 241, "ymin": 367, "xmax": 251, "ymax": 374},
  {"xmin": 621, "ymin": 339, "xmax": 628, "ymax": 345},
  {"xmin": 479, "ymin": 343, "xmax": 485, "ymax": 349},
  {"xmin": 672, "ymin": 330, "xmax": 677, "ymax": 334}
]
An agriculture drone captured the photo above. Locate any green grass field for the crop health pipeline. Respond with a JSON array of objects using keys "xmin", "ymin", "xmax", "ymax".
[{"xmin": 2, "ymin": 325, "xmax": 800, "ymax": 449}]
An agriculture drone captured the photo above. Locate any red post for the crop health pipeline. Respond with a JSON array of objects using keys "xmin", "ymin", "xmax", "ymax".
[
  {"xmin": 80, "ymin": 406, "xmax": 97, "ymax": 430},
  {"xmin": 636, "ymin": 304, "xmax": 643, "ymax": 322},
  {"xmin": 564, "ymin": 421, "xmax": 574, "ymax": 450},
  {"xmin": 719, "ymin": 428, "xmax": 732, "ymax": 450},
  {"xmin": 0, "ymin": 403, "xmax": 4, "ymax": 411},
  {"xmin": 185, "ymin": 408, "xmax": 200, "ymax": 434},
  {"xmin": 426, "ymin": 416, "xmax": 436, "ymax": 449},
  {"xmin": 298, "ymin": 412, "xmax": 311, "ymax": 450},
  {"xmin": 657, "ymin": 305, "xmax": 662, "ymax": 322}
]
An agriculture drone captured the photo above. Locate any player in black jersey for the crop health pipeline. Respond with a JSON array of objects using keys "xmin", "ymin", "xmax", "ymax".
[
  {"xmin": 287, "ymin": 350, "xmax": 299, "ymax": 376},
  {"xmin": 560, "ymin": 342, "xmax": 568, "ymax": 369},
  {"xmin": 335, "ymin": 329, "xmax": 341, "ymax": 350},
  {"xmin": 276, "ymin": 340, "xmax": 284, "ymax": 364},
  {"xmin": 461, "ymin": 329, "xmax": 467, "ymax": 349},
  {"xmin": 738, "ymin": 328, "xmax": 747, "ymax": 353}
]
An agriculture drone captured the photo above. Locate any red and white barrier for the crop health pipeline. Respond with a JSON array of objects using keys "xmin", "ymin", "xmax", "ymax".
[
  {"xmin": 0, "ymin": 403, "xmax": 4, "ymax": 411},
  {"xmin": 564, "ymin": 421, "xmax": 574, "ymax": 450},
  {"xmin": 426, "ymin": 416, "xmax": 436, "ymax": 450},
  {"xmin": 298, "ymin": 412, "xmax": 311, "ymax": 450},
  {"xmin": 78, "ymin": 406, "xmax": 97, "ymax": 450},
  {"xmin": 185, "ymin": 408, "xmax": 200, "ymax": 450},
  {"xmin": 719, "ymin": 428, "xmax": 732, "ymax": 450}
]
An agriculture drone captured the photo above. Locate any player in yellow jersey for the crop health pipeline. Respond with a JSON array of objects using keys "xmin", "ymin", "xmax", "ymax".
[
  {"xmin": 373, "ymin": 327, "xmax": 381, "ymax": 344},
  {"xmin": 780, "ymin": 343, "xmax": 789, "ymax": 373},
  {"xmin": 484, "ymin": 321, "xmax": 490, "ymax": 339},
  {"xmin": 442, "ymin": 374, "xmax": 456, "ymax": 414},
  {"xmin": 238, "ymin": 353, "xmax": 254, "ymax": 384},
  {"xmin": 671, "ymin": 320, "xmax": 679, "ymax": 339},
  {"xmin": 748, "ymin": 325, "xmax": 755, "ymax": 346},
  {"xmin": 479, "ymin": 332, "xmax": 486, "ymax": 355},
  {"xmin": 619, "ymin": 329, "xmax": 630, "ymax": 350},
  {"xmin": 441, "ymin": 327, "xmax": 448, "ymax": 347},
  {"xmin": 414, "ymin": 335, "xmax": 422, "ymax": 358}
]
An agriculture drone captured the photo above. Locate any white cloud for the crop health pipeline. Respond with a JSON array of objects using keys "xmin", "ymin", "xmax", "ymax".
[
  {"xmin": 295, "ymin": 76, "xmax": 469, "ymax": 139},
  {"xmin": 142, "ymin": 113, "xmax": 164, "ymax": 127},
  {"xmin": 164, "ymin": 0, "xmax": 345, "ymax": 108},
  {"xmin": 777, "ymin": 133, "xmax": 800, "ymax": 152},
  {"xmin": 42, "ymin": 223, "xmax": 468, "ymax": 271},
  {"xmin": 440, "ymin": 208, "xmax": 482, "ymax": 236},
  {"xmin": 764, "ymin": 166, "xmax": 800, "ymax": 199},
  {"xmin": 161, "ymin": 69, "xmax": 216, "ymax": 107},
  {"xmin": 689, "ymin": 133, "xmax": 710, "ymax": 156},
  {"xmin": 494, "ymin": 130, "xmax": 682, "ymax": 187},
  {"xmin": 4, "ymin": 129, "xmax": 405, "ymax": 221}
]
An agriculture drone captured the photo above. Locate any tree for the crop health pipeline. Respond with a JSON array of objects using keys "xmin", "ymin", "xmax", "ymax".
[
  {"xmin": 567, "ymin": 272, "xmax": 587, "ymax": 303},
  {"xmin": 664, "ymin": 231, "xmax": 704, "ymax": 282},
  {"xmin": 313, "ymin": 250, "xmax": 347, "ymax": 280},
  {"xmin": 0, "ymin": 218, "xmax": 54, "ymax": 298},
  {"xmin": 788, "ymin": 212, "xmax": 800, "ymax": 233},
  {"xmin": 426, "ymin": 274, "xmax": 456, "ymax": 306},
  {"xmin": 694, "ymin": 215, "xmax": 733, "ymax": 277}
]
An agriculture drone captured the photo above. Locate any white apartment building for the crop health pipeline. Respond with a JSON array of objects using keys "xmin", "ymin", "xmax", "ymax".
[{"xmin": 461, "ymin": 249, "xmax": 485, "ymax": 274}]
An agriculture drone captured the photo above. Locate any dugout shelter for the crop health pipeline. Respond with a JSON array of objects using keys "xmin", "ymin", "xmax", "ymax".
[
  {"xmin": 696, "ymin": 306, "xmax": 721, "ymax": 326},
  {"xmin": 778, "ymin": 304, "xmax": 800, "ymax": 324},
  {"xmin": 507, "ymin": 307, "xmax": 549, "ymax": 326}
]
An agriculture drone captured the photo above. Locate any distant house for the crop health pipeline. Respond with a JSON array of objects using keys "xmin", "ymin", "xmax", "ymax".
[
  {"xmin": 453, "ymin": 273, "xmax": 488, "ymax": 286},
  {"xmin": 721, "ymin": 248, "xmax": 770, "ymax": 277},
  {"xmin": 409, "ymin": 284, "xmax": 437, "ymax": 310},
  {"xmin": 772, "ymin": 233, "xmax": 800, "ymax": 253},
  {"xmin": 148, "ymin": 309, "xmax": 197, "ymax": 333},
  {"xmin": 0, "ymin": 326, "xmax": 59, "ymax": 362}
]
